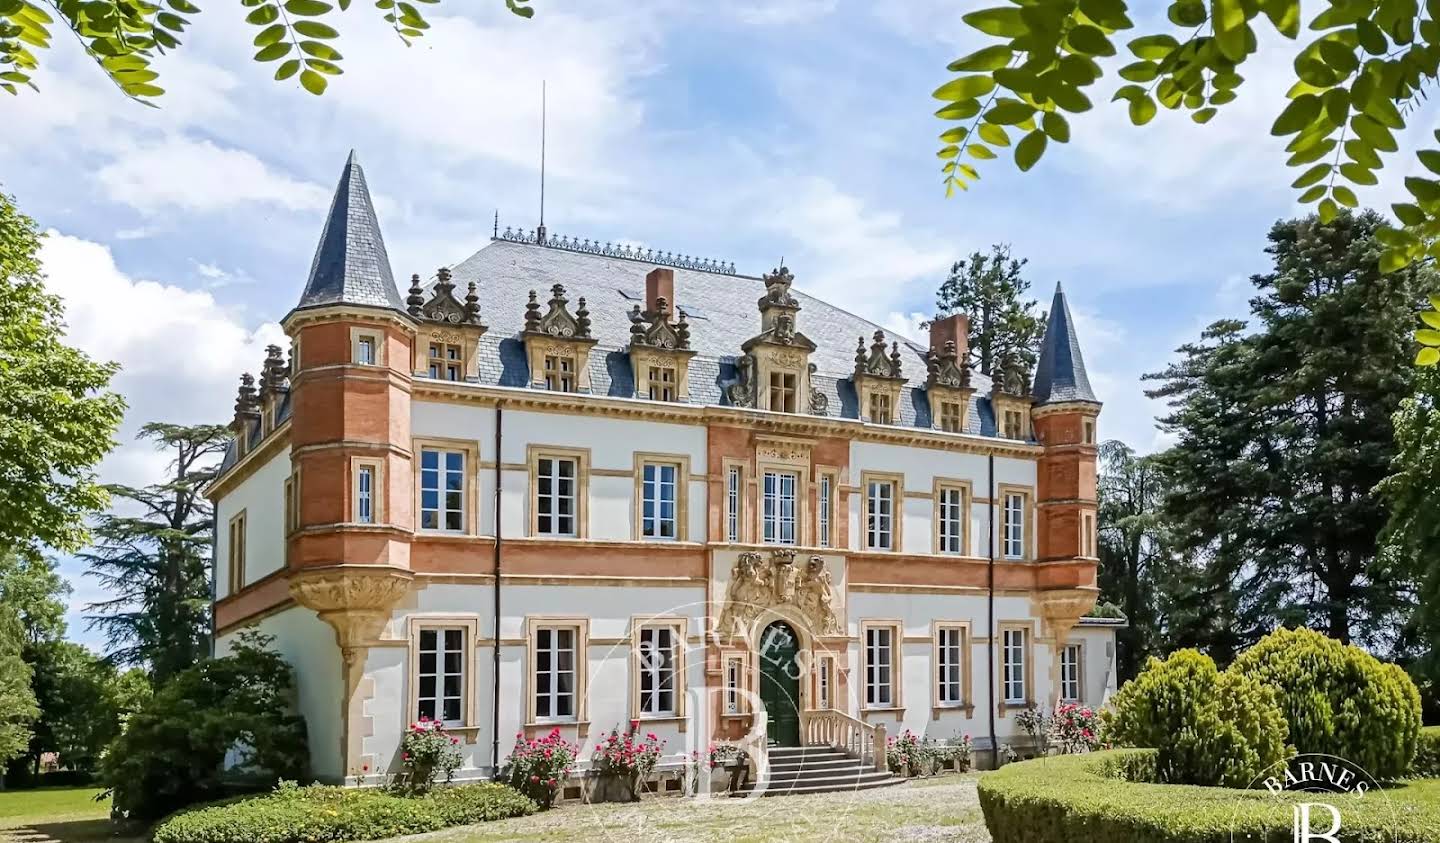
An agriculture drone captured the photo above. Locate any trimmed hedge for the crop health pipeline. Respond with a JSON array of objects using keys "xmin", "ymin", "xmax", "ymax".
[
  {"xmin": 150, "ymin": 781, "xmax": 536, "ymax": 843},
  {"xmin": 979, "ymin": 750, "xmax": 1440, "ymax": 843},
  {"xmin": 1231, "ymin": 627, "xmax": 1422, "ymax": 780},
  {"xmin": 1415, "ymin": 726, "xmax": 1440, "ymax": 778}
]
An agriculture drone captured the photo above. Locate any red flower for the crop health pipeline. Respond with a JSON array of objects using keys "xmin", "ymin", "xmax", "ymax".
[{"xmin": 530, "ymin": 774, "xmax": 540, "ymax": 783}]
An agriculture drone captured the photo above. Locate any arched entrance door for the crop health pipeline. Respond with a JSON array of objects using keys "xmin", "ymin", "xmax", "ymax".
[{"xmin": 758, "ymin": 620, "xmax": 802, "ymax": 746}]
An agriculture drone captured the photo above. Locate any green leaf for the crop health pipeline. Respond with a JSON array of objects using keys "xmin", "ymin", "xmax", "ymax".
[
  {"xmin": 299, "ymin": 67, "xmax": 327, "ymax": 94},
  {"xmin": 1129, "ymin": 34, "xmax": 1179, "ymax": 60},
  {"xmin": 1271, "ymin": 94, "xmax": 1322, "ymax": 136},
  {"xmin": 1418, "ymin": 150, "xmax": 1440, "ymax": 176},
  {"xmin": 1118, "ymin": 61, "xmax": 1158, "ymax": 82},
  {"xmin": 938, "ymin": 145, "xmax": 959, "ymax": 159},
  {"xmin": 985, "ymin": 98, "xmax": 1036, "ymax": 125},
  {"xmin": 1381, "ymin": 248, "xmax": 1412, "ymax": 273},
  {"xmin": 1128, "ymin": 94, "xmax": 1157, "ymax": 126},
  {"xmin": 1298, "ymin": 184, "xmax": 1327, "ymax": 203},
  {"xmin": 1214, "ymin": 0, "xmax": 1250, "ymax": 61},
  {"xmin": 1042, "ymin": 111, "xmax": 1070, "ymax": 142},
  {"xmin": 293, "ymin": 20, "xmax": 339, "ymax": 38},
  {"xmin": 1048, "ymin": 82, "xmax": 1092, "ymax": 113},
  {"xmin": 305, "ymin": 58, "xmax": 342, "ymax": 75},
  {"xmin": 1415, "ymin": 347, "xmax": 1440, "ymax": 366},
  {"xmin": 1339, "ymin": 163, "xmax": 1377, "ymax": 185},
  {"xmin": 968, "ymin": 144, "xmax": 997, "ymax": 160},
  {"xmin": 253, "ymin": 24, "xmax": 286, "ymax": 46},
  {"xmin": 1352, "ymin": 114, "xmax": 1398, "ymax": 152},
  {"xmin": 939, "ymin": 127, "xmax": 968, "ymax": 143},
  {"xmin": 1407, "ymin": 177, "xmax": 1440, "ymax": 203},
  {"xmin": 253, "ymin": 42, "xmax": 292, "ymax": 62},
  {"xmin": 948, "ymin": 45, "xmax": 1013, "ymax": 72},
  {"xmin": 933, "ymin": 76, "xmax": 995, "ymax": 102},
  {"xmin": 1393, "ymin": 202, "xmax": 1427, "ymax": 226},
  {"xmin": 1192, "ymin": 107, "xmax": 1218, "ymax": 124},
  {"xmin": 1291, "ymin": 163, "xmax": 1331, "ymax": 189},
  {"xmin": 283, "ymin": 0, "xmax": 332, "ymax": 14},
  {"xmin": 1318, "ymin": 197, "xmax": 1338, "ymax": 223},
  {"xmin": 1169, "ymin": 0, "xmax": 1207, "ymax": 27},
  {"xmin": 1261, "ymin": 0, "xmax": 1300, "ymax": 37},
  {"xmin": 245, "ymin": 5, "xmax": 279, "ymax": 24},
  {"xmin": 1015, "ymin": 130, "xmax": 1047, "ymax": 171},
  {"xmin": 936, "ymin": 100, "xmax": 983, "ymax": 120},
  {"xmin": 1066, "ymin": 25, "xmax": 1114, "ymax": 57},
  {"xmin": 1416, "ymin": 329, "xmax": 1440, "ymax": 346},
  {"xmin": 963, "ymin": 7, "xmax": 1026, "ymax": 37},
  {"xmin": 1421, "ymin": 311, "xmax": 1440, "ymax": 330},
  {"xmin": 274, "ymin": 58, "xmax": 300, "ymax": 80},
  {"xmin": 299, "ymin": 40, "xmax": 341, "ymax": 60},
  {"xmin": 978, "ymin": 122, "xmax": 1011, "ymax": 147},
  {"xmin": 1332, "ymin": 185, "xmax": 1358, "ymax": 207},
  {"xmin": 1287, "ymin": 139, "xmax": 1336, "ymax": 166}
]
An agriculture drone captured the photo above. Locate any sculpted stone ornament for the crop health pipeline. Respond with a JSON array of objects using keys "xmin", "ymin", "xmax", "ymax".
[
  {"xmin": 524, "ymin": 284, "xmax": 592, "ymax": 339},
  {"xmin": 724, "ymin": 354, "xmax": 756, "ymax": 408},
  {"xmin": 808, "ymin": 363, "xmax": 829, "ymax": 415},
  {"xmin": 716, "ymin": 550, "xmax": 843, "ymax": 639},
  {"xmin": 927, "ymin": 340, "xmax": 970, "ymax": 390}
]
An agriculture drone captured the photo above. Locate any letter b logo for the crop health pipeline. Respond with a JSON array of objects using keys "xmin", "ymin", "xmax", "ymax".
[{"xmin": 1293, "ymin": 803, "xmax": 1342, "ymax": 843}]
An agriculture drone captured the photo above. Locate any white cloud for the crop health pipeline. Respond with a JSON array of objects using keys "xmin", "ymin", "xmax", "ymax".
[
  {"xmin": 734, "ymin": 0, "xmax": 837, "ymax": 26},
  {"xmin": 97, "ymin": 137, "xmax": 331, "ymax": 215},
  {"xmin": 39, "ymin": 230, "xmax": 284, "ymax": 488},
  {"xmin": 882, "ymin": 311, "xmax": 929, "ymax": 344}
]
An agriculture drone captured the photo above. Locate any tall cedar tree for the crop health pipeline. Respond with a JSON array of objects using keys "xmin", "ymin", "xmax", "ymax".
[
  {"xmin": 930, "ymin": 244, "xmax": 1045, "ymax": 377},
  {"xmin": 83, "ymin": 422, "xmax": 229, "ymax": 681},
  {"xmin": 1146, "ymin": 210, "xmax": 1433, "ymax": 654},
  {"xmin": 1378, "ymin": 367, "xmax": 1440, "ymax": 717},
  {"xmin": 1096, "ymin": 440, "xmax": 1174, "ymax": 681},
  {"xmin": 0, "ymin": 192, "xmax": 124, "ymax": 554}
]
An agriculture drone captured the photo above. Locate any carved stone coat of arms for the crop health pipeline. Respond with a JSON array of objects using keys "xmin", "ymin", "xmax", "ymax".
[{"xmin": 715, "ymin": 549, "xmax": 843, "ymax": 638}]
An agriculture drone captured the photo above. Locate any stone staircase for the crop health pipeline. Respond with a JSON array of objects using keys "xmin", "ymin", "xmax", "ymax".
[{"xmin": 730, "ymin": 745, "xmax": 904, "ymax": 797}]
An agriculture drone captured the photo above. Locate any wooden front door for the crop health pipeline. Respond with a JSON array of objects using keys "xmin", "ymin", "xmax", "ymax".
[{"xmin": 758, "ymin": 621, "xmax": 801, "ymax": 746}]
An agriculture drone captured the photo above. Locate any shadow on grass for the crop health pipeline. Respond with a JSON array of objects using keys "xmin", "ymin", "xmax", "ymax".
[{"xmin": 5, "ymin": 819, "xmax": 143, "ymax": 843}]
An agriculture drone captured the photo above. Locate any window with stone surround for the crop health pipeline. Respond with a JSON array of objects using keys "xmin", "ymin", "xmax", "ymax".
[
  {"xmin": 284, "ymin": 471, "xmax": 299, "ymax": 535},
  {"xmin": 936, "ymin": 624, "xmax": 968, "ymax": 707},
  {"xmin": 543, "ymin": 353, "xmax": 577, "ymax": 392},
  {"xmin": 939, "ymin": 400, "xmax": 963, "ymax": 433},
  {"xmin": 726, "ymin": 464, "xmax": 742, "ymax": 543},
  {"xmin": 768, "ymin": 371, "xmax": 797, "ymax": 413},
  {"xmin": 638, "ymin": 458, "xmax": 683, "ymax": 541},
  {"xmin": 647, "ymin": 365, "xmax": 677, "ymax": 402},
  {"xmin": 1003, "ymin": 409, "xmax": 1025, "ymax": 440},
  {"xmin": 868, "ymin": 391, "xmax": 892, "ymax": 424},
  {"xmin": 1061, "ymin": 642, "xmax": 1083, "ymax": 703},
  {"xmin": 1002, "ymin": 490, "xmax": 1028, "ymax": 560},
  {"xmin": 1002, "ymin": 627, "xmax": 1028, "ymax": 705},
  {"xmin": 428, "ymin": 341, "xmax": 463, "ymax": 381},
  {"xmin": 863, "ymin": 623, "xmax": 899, "ymax": 708},
  {"xmin": 937, "ymin": 483, "xmax": 966, "ymax": 554},
  {"xmin": 417, "ymin": 627, "xmax": 465, "ymax": 725},
  {"xmin": 536, "ymin": 456, "xmax": 578, "ymax": 537},
  {"xmin": 1083, "ymin": 418, "xmax": 1096, "ymax": 444},
  {"xmin": 352, "ymin": 457, "xmax": 383, "ymax": 525},
  {"xmin": 531, "ymin": 623, "xmax": 581, "ymax": 723},
  {"xmin": 419, "ymin": 448, "xmax": 465, "ymax": 532},
  {"xmin": 227, "ymin": 510, "xmax": 246, "ymax": 594},
  {"xmin": 634, "ymin": 623, "xmax": 680, "ymax": 718},
  {"xmin": 1081, "ymin": 511, "xmax": 1097, "ymax": 558},
  {"xmin": 817, "ymin": 473, "xmax": 834, "ymax": 549},
  {"xmin": 865, "ymin": 478, "xmax": 896, "ymax": 551},
  {"xmin": 762, "ymin": 470, "xmax": 798, "ymax": 545},
  {"xmin": 815, "ymin": 653, "xmax": 836, "ymax": 710},
  {"xmin": 351, "ymin": 327, "xmax": 381, "ymax": 367}
]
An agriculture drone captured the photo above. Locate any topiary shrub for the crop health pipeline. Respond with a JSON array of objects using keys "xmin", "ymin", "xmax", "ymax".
[
  {"xmin": 1103, "ymin": 649, "xmax": 1288, "ymax": 787},
  {"xmin": 1413, "ymin": 726, "xmax": 1440, "ymax": 778},
  {"xmin": 151, "ymin": 780, "xmax": 536, "ymax": 843},
  {"xmin": 99, "ymin": 631, "xmax": 309, "ymax": 821},
  {"xmin": 1230, "ymin": 627, "xmax": 1422, "ymax": 780}
]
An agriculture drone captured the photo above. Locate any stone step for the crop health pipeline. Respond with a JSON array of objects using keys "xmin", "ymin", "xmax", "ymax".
[
  {"xmin": 767, "ymin": 746, "xmax": 854, "ymax": 760},
  {"xmin": 767, "ymin": 756, "xmax": 874, "ymax": 774},
  {"xmin": 732, "ymin": 772, "xmax": 905, "ymax": 797}
]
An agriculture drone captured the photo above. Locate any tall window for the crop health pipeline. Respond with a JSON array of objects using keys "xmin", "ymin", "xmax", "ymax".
[
  {"xmin": 1003, "ymin": 628, "xmax": 1027, "ymax": 705},
  {"xmin": 647, "ymin": 365, "xmax": 676, "ymax": 401},
  {"xmin": 1003, "ymin": 492, "xmax": 1026, "ymax": 559},
  {"xmin": 816, "ymin": 654, "xmax": 834, "ymax": 710},
  {"xmin": 284, "ymin": 475, "xmax": 297, "ymax": 535},
  {"xmin": 1004, "ymin": 409, "xmax": 1025, "ymax": 439},
  {"xmin": 357, "ymin": 335, "xmax": 377, "ymax": 365},
  {"xmin": 866, "ymin": 479, "xmax": 894, "ymax": 550},
  {"xmin": 939, "ymin": 400, "xmax": 963, "ymax": 433},
  {"xmin": 227, "ymin": 511, "xmax": 247, "ymax": 594},
  {"xmin": 428, "ymin": 342, "xmax": 462, "ymax": 381},
  {"xmin": 1081, "ymin": 511, "xmax": 1096, "ymax": 557},
  {"xmin": 544, "ymin": 354, "xmax": 576, "ymax": 392},
  {"xmin": 937, "ymin": 626, "xmax": 965, "ymax": 706},
  {"xmin": 868, "ymin": 391, "xmax": 892, "ymax": 424},
  {"xmin": 356, "ymin": 465, "xmax": 375, "ymax": 524},
  {"xmin": 865, "ymin": 626, "xmax": 894, "ymax": 707},
  {"xmin": 818, "ymin": 474, "xmax": 833, "ymax": 548},
  {"xmin": 938, "ymin": 485, "xmax": 965, "ymax": 554},
  {"xmin": 534, "ymin": 626, "xmax": 577, "ymax": 721},
  {"xmin": 724, "ymin": 655, "xmax": 744, "ymax": 715},
  {"xmin": 637, "ymin": 626, "xmax": 677, "ymax": 716},
  {"xmin": 762, "ymin": 470, "xmax": 797, "ymax": 545},
  {"xmin": 1061, "ymin": 643, "xmax": 1082, "ymax": 703},
  {"xmin": 1083, "ymin": 418, "xmax": 1096, "ymax": 444},
  {"xmin": 641, "ymin": 462, "xmax": 678, "ymax": 540},
  {"xmin": 726, "ymin": 466, "xmax": 741, "ymax": 543},
  {"xmin": 536, "ymin": 456, "xmax": 578, "ymax": 537},
  {"xmin": 768, "ymin": 371, "xmax": 797, "ymax": 412},
  {"xmin": 420, "ymin": 448, "xmax": 465, "ymax": 532},
  {"xmin": 417, "ymin": 628, "xmax": 464, "ymax": 725}
]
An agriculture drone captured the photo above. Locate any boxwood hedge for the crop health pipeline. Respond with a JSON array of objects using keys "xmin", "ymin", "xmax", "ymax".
[
  {"xmin": 979, "ymin": 750, "xmax": 1440, "ymax": 843},
  {"xmin": 151, "ymin": 781, "xmax": 536, "ymax": 843},
  {"xmin": 1415, "ymin": 726, "xmax": 1440, "ymax": 778}
]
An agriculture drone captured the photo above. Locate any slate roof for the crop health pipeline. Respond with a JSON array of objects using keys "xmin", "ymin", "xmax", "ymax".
[
  {"xmin": 293, "ymin": 151, "xmax": 406, "ymax": 314},
  {"xmin": 1031, "ymin": 282, "xmax": 1099, "ymax": 406},
  {"xmin": 447, "ymin": 238, "xmax": 1001, "ymax": 435}
]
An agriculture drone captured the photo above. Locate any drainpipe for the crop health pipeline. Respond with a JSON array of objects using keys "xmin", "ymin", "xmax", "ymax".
[
  {"xmin": 491, "ymin": 403, "xmax": 504, "ymax": 778},
  {"xmin": 987, "ymin": 453, "xmax": 998, "ymax": 770}
]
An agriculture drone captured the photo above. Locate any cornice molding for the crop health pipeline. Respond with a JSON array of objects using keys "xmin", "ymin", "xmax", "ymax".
[
  {"xmin": 206, "ymin": 421, "xmax": 290, "ymax": 500},
  {"xmin": 281, "ymin": 304, "xmax": 418, "ymax": 334}
]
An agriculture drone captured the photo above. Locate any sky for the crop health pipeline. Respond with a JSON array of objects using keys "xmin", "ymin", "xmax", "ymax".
[{"xmin": 2, "ymin": 0, "xmax": 1422, "ymax": 649}]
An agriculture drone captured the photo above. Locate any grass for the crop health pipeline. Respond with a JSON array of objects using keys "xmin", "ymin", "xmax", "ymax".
[
  {"xmin": 0, "ymin": 786, "xmax": 140, "ymax": 843},
  {"xmin": 413, "ymin": 776, "xmax": 989, "ymax": 843}
]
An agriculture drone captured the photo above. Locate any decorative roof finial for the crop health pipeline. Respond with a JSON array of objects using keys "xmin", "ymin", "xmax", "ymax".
[
  {"xmin": 523, "ymin": 290, "xmax": 542, "ymax": 333},
  {"xmin": 406, "ymin": 273, "xmax": 425, "ymax": 316},
  {"xmin": 575, "ymin": 297, "xmax": 591, "ymax": 337},
  {"xmin": 435, "ymin": 266, "xmax": 455, "ymax": 296},
  {"xmin": 464, "ymin": 281, "xmax": 481, "ymax": 324}
]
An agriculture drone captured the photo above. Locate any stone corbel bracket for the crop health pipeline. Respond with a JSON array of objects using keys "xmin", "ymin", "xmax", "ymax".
[{"xmin": 1034, "ymin": 587, "xmax": 1099, "ymax": 709}]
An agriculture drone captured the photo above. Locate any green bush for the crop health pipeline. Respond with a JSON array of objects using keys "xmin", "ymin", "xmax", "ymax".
[
  {"xmin": 979, "ymin": 750, "xmax": 1440, "ymax": 843},
  {"xmin": 100, "ymin": 631, "xmax": 308, "ymax": 820},
  {"xmin": 151, "ymin": 780, "xmax": 536, "ymax": 843},
  {"xmin": 1414, "ymin": 726, "xmax": 1440, "ymax": 778},
  {"xmin": 1231, "ymin": 627, "xmax": 1423, "ymax": 780},
  {"xmin": 1103, "ymin": 649, "xmax": 1288, "ymax": 787}
]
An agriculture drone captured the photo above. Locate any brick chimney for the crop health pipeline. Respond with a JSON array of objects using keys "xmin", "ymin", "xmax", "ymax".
[
  {"xmin": 929, "ymin": 313, "xmax": 969, "ymax": 360},
  {"xmin": 645, "ymin": 268, "xmax": 675, "ymax": 316}
]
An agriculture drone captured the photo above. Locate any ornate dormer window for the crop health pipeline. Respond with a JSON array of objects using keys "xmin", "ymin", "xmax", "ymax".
[
  {"xmin": 522, "ymin": 283, "xmax": 597, "ymax": 393},
  {"xmin": 991, "ymin": 350, "xmax": 1033, "ymax": 440},
  {"xmin": 926, "ymin": 340, "xmax": 975, "ymax": 434},
  {"xmin": 627, "ymin": 290, "xmax": 696, "ymax": 402},
  {"xmin": 257, "ymin": 344, "xmax": 290, "ymax": 435},
  {"xmin": 231, "ymin": 373, "xmax": 261, "ymax": 457},
  {"xmin": 407, "ymin": 268, "xmax": 487, "ymax": 382},
  {"xmin": 725, "ymin": 265, "xmax": 827, "ymax": 415},
  {"xmin": 852, "ymin": 330, "xmax": 906, "ymax": 425}
]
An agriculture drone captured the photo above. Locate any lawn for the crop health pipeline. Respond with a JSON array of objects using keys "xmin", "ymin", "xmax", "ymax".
[
  {"xmin": 413, "ymin": 776, "xmax": 990, "ymax": 843},
  {"xmin": 0, "ymin": 787, "xmax": 140, "ymax": 843}
]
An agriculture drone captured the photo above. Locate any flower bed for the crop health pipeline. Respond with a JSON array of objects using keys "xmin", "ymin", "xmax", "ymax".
[
  {"xmin": 150, "ymin": 780, "xmax": 536, "ymax": 843},
  {"xmin": 979, "ymin": 750, "xmax": 1440, "ymax": 843}
]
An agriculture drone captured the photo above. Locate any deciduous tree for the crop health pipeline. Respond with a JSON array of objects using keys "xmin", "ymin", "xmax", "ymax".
[{"xmin": 82, "ymin": 422, "xmax": 229, "ymax": 681}]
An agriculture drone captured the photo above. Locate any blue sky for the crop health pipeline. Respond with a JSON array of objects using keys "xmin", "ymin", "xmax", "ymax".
[{"xmin": 2, "ymin": 0, "xmax": 1415, "ymax": 649}]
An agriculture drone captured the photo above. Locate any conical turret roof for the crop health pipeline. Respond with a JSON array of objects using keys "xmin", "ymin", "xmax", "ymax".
[
  {"xmin": 294, "ymin": 151, "xmax": 405, "ymax": 313},
  {"xmin": 1032, "ymin": 282, "xmax": 1099, "ymax": 405}
]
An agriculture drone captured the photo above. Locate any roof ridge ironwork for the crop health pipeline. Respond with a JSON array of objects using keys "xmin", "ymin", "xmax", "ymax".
[{"xmin": 492, "ymin": 224, "xmax": 739, "ymax": 277}]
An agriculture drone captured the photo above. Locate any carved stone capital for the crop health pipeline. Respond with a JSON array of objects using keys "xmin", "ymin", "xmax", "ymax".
[
  {"xmin": 290, "ymin": 565, "xmax": 414, "ymax": 650},
  {"xmin": 1034, "ymin": 587, "xmax": 1099, "ymax": 627}
]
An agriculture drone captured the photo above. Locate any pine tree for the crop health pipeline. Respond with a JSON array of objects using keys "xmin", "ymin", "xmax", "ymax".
[
  {"xmin": 82, "ymin": 422, "xmax": 229, "ymax": 681},
  {"xmin": 929, "ymin": 244, "xmax": 1045, "ymax": 377},
  {"xmin": 1145, "ymin": 210, "xmax": 1434, "ymax": 652},
  {"xmin": 1096, "ymin": 440, "xmax": 1174, "ymax": 681}
]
